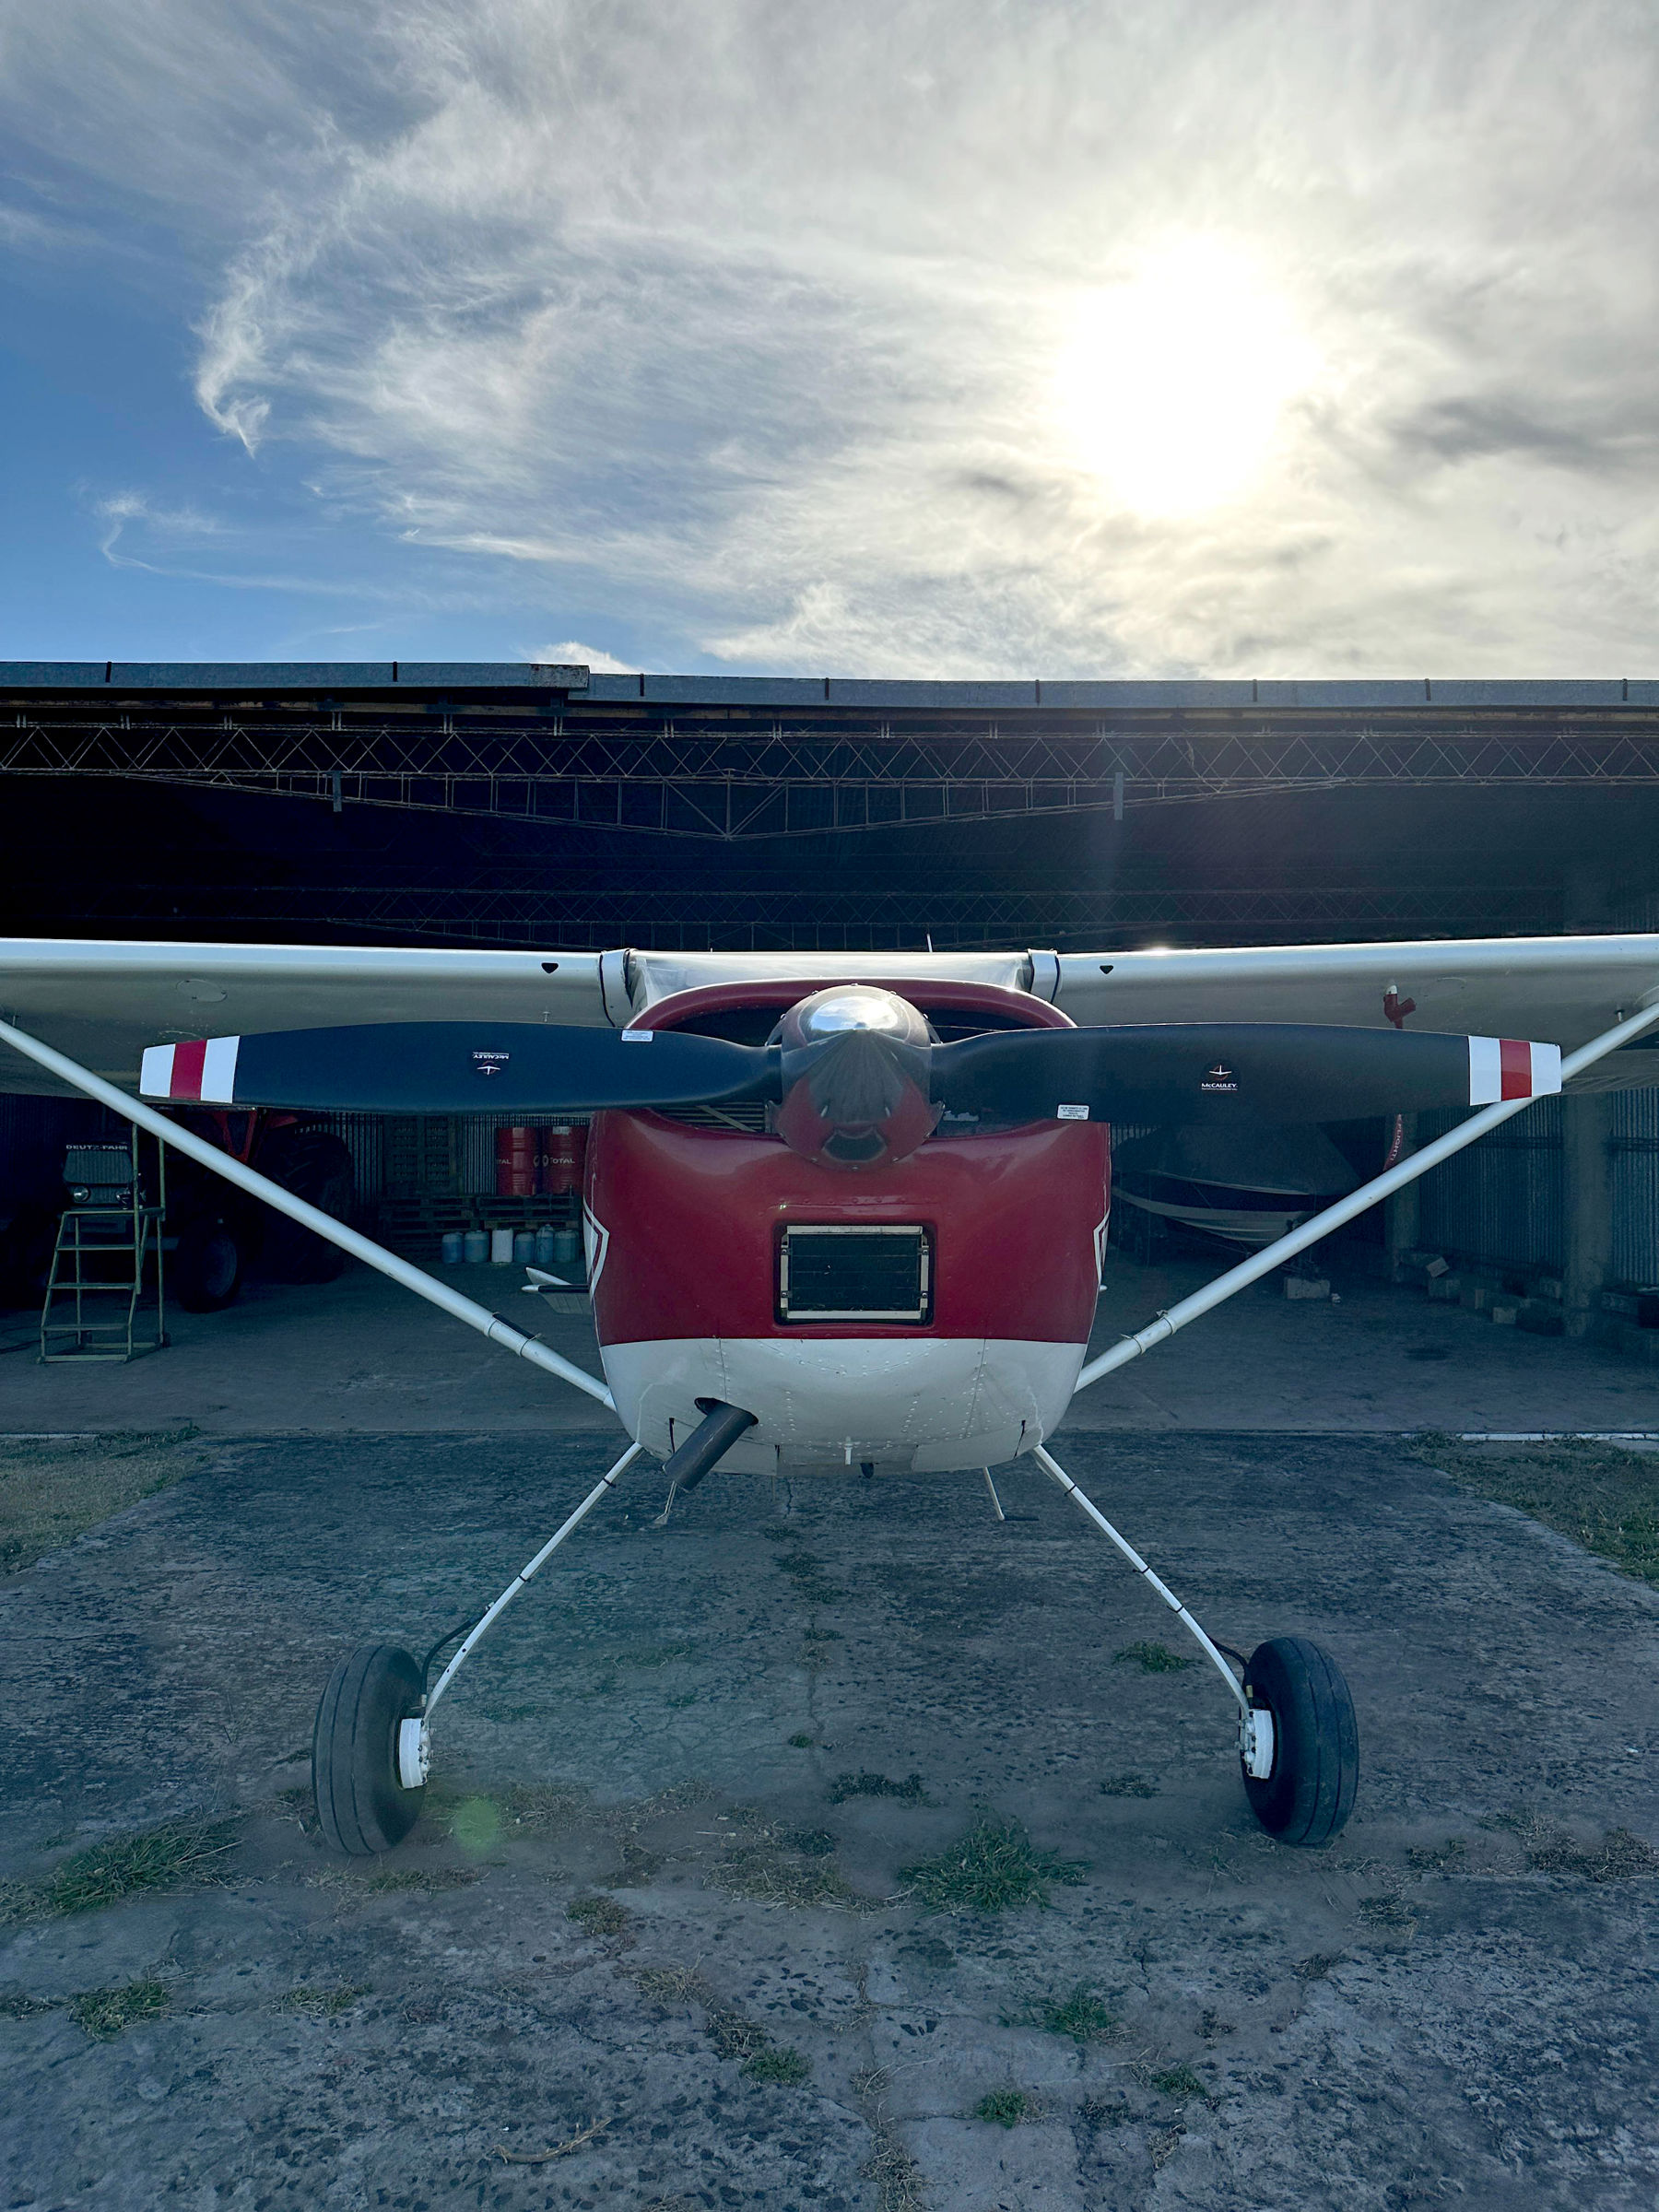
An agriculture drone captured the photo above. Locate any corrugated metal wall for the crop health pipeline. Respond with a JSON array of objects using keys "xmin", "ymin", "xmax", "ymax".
[
  {"xmin": 1610, "ymin": 1087, "xmax": 1659, "ymax": 1288},
  {"xmin": 1416, "ymin": 1099, "xmax": 1565, "ymax": 1275}
]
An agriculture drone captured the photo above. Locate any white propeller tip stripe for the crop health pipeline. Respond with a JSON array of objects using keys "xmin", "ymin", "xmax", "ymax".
[
  {"xmin": 138, "ymin": 1044, "xmax": 174, "ymax": 1099},
  {"xmin": 200, "ymin": 1035, "xmax": 241, "ymax": 1103}
]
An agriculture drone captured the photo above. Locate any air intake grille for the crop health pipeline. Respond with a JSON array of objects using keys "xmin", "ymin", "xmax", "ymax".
[{"xmin": 777, "ymin": 1225, "xmax": 931, "ymax": 1324}]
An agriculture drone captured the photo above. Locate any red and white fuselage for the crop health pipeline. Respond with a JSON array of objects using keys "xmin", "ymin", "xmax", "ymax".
[{"xmin": 582, "ymin": 980, "xmax": 1109, "ymax": 1476}]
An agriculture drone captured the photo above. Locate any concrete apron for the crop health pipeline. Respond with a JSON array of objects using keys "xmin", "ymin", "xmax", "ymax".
[{"xmin": 2, "ymin": 1428, "xmax": 1655, "ymax": 2210}]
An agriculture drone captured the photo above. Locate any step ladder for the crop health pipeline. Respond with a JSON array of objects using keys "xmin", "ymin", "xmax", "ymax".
[{"xmin": 40, "ymin": 1132, "xmax": 168, "ymax": 1362}]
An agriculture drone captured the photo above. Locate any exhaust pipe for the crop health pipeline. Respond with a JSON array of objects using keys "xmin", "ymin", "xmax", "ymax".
[{"xmin": 661, "ymin": 1398, "xmax": 759, "ymax": 1494}]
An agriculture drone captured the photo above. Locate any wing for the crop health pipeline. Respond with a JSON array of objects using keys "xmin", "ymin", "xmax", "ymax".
[
  {"xmin": 0, "ymin": 938, "xmax": 1039, "ymax": 1098},
  {"xmin": 1053, "ymin": 935, "xmax": 1659, "ymax": 1093},
  {"xmin": 0, "ymin": 938, "xmax": 610, "ymax": 1097}
]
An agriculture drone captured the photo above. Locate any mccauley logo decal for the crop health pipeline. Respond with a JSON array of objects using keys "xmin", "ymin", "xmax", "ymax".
[{"xmin": 1200, "ymin": 1063, "xmax": 1238, "ymax": 1093}]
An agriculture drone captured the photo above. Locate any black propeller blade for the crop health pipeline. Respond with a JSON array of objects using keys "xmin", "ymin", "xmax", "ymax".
[
  {"xmin": 141, "ymin": 1022, "xmax": 778, "ymax": 1114},
  {"xmin": 929, "ymin": 1024, "xmax": 1533, "ymax": 1127}
]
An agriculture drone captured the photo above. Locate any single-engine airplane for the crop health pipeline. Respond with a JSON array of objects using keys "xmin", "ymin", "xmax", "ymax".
[{"xmin": 5, "ymin": 932, "xmax": 1659, "ymax": 1859}]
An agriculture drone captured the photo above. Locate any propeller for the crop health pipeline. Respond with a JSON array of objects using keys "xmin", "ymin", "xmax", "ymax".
[
  {"xmin": 929, "ymin": 1023, "xmax": 1562, "ymax": 1128},
  {"xmin": 139, "ymin": 1009, "xmax": 1561, "ymax": 1133},
  {"xmin": 139, "ymin": 1022, "xmax": 774, "ymax": 1114}
]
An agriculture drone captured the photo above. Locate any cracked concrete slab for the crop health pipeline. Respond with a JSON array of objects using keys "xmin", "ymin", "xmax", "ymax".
[{"xmin": 2, "ymin": 1427, "xmax": 1656, "ymax": 2209}]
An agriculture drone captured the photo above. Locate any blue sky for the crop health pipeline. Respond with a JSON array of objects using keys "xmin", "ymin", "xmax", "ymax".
[{"xmin": 3, "ymin": 1, "xmax": 1657, "ymax": 677}]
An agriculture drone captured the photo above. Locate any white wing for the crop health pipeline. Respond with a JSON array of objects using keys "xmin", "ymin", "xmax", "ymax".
[
  {"xmin": 6, "ymin": 932, "xmax": 1658, "ymax": 1098},
  {"xmin": 1053, "ymin": 935, "xmax": 1659, "ymax": 1091}
]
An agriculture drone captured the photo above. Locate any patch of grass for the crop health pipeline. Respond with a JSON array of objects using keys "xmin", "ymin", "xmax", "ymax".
[
  {"xmin": 66, "ymin": 1977, "xmax": 169, "ymax": 2040},
  {"xmin": 786, "ymin": 1732, "xmax": 816, "ymax": 1748},
  {"xmin": 1099, "ymin": 1771, "xmax": 1159, "ymax": 1797},
  {"xmin": 900, "ymin": 1815, "xmax": 1088, "ymax": 1913},
  {"xmin": 975, "ymin": 2088, "xmax": 1028, "ymax": 2128},
  {"xmin": 1035, "ymin": 1982, "xmax": 1118, "ymax": 2043},
  {"xmin": 631, "ymin": 1962, "xmax": 709, "ymax": 2005},
  {"xmin": 1151, "ymin": 2065, "xmax": 1205, "ymax": 2101},
  {"xmin": 451, "ymin": 1797, "xmax": 503, "ymax": 1854},
  {"xmin": 567, "ymin": 1892, "xmax": 634, "ymax": 1937},
  {"xmin": 1406, "ymin": 1837, "xmax": 1468, "ymax": 1873},
  {"xmin": 353, "ymin": 1866, "xmax": 477, "ymax": 1895},
  {"xmin": 1358, "ymin": 1892, "xmax": 1418, "ymax": 1932},
  {"xmin": 44, "ymin": 1818, "xmax": 238, "ymax": 1914},
  {"xmin": 1293, "ymin": 1952, "xmax": 1345, "ymax": 1982},
  {"xmin": 828, "ymin": 1770, "xmax": 930, "ymax": 1806},
  {"xmin": 602, "ymin": 1841, "xmax": 663, "ymax": 1888},
  {"xmin": 501, "ymin": 1783, "xmax": 593, "ymax": 1834},
  {"xmin": 782, "ymin": 1827, "xmax": 837, "ymax": 1857},
  {"xmin": 743, "ymin": 2044, "xmax": 811, "ymax": 2085},
  {"xmin": 1112, "ymin": 1641, "xmax": 1195, "ymax": 1674},
  {"xmin": 1411, "ymin": 1433, "xmax": 1659, "ymax": 1588},
  {"xmin": 774, "ymin": 1549, "xmax": 845, "ymax": 1604},
  {"xmin": 717, "ymin": 1842, "xmax": 853, "ymax": 1908},
  {"xmin": 0, "ymin": 1428, "xmax": 204, "ymax": 1576},
  {"xmin": 282, "ymin": 1983, "xmax": 369, "ymax": 2018},
  {"xmin": 0, "ymin": 1991, "xmax": 57, "ymax": 2018},
  {"xmin": 1080, "ymin": 2095, "xmax": 1134, "ymax": 2128},
  {"xmin": 1526, "ymin": 1826, "xmax": 1659, "ymax": 1881}
]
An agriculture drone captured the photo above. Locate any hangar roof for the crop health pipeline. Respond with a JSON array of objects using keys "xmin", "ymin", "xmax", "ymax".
[{"xmin": 3, "ymin": 663, "xmax": 1657, "ymax": 712}]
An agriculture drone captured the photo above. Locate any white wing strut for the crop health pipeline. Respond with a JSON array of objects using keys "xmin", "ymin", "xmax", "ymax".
[
  {"xmin": 1077, "ymin": 996, "xmax": 1659, "ymax": 1394},
  {"xmin": 0, "ymin": 1018, "xmax": 617, "ymax": 1412}
]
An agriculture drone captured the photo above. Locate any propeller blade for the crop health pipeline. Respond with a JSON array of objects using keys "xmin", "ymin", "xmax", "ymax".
[
  {"xmin": 931, "ymin": 1024, "xmax": 1562, "ymax": 1128},
  {"xmin": 139, "ymin": 1023, "xmax": 776, "ymax": 1114}
]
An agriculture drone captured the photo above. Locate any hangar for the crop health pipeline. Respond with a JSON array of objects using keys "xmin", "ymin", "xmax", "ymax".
[{"xmin": 3, "ymin": 661, "xmax": 1658, "ymax": 1350}]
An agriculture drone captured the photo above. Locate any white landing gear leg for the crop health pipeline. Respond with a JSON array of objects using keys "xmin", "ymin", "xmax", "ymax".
[
  {"xmin": 1032, "ymin": 1445, "xmax": 1358, "ymax": 1846},
  {"xmin": 312, "ymin": 1441, "xmax": 642, "ymax": 1856}
]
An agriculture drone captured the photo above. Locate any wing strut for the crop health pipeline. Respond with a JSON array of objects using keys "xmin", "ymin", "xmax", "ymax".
[
  {"xmin": 1076, "ymin": 996, "xmax": 1659, "ymax": 1394},
  {"xmin": 0, "ymin": 1018, "xmax": 616, "ymax": 1412}
]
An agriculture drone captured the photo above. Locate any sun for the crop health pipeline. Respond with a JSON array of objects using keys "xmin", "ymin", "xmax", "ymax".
[{"xmin": 1053, "ymin": 241, "xmax": 1317, "ymax": 519}]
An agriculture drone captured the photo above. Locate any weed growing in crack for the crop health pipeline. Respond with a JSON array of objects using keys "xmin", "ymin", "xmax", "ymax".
[
  {"xmin": 1112, "ymin": 1641, "xmax": 1194, "ymax": 1674},
  {"xmin": 1151, "ymin": 2065, "xmax": 1205, "ymax": 2101},
  {"xmin": 567, "ymin": 1892, "xmax": 634, "ymax": 1937},
  {"xmin": 1099, "ymin": 1771, "xmax": 1160, "ymax": 1796},
  {"xmin": 975, "ymin": 2088, "xmax": 1028, "ymax": 2127},
  {"xmin": 828, "ymin": 1771, "xmax": 929, "ymax": 1806},
  {"xmin": 281, "ymin": 1984, "xmax": 369, "ymax": 2018},
  {"xmin": 67, "ymin": 1977, "xmax": 169, "ymax": 2039},
  {"xmin": 1037, "ymin": 1983, "xmax": 1119, "ymax": 2043},
  {"xmin": 901, "ymin": 1815, "xmax": 1087, "ymax": 1912},
  {"xmin": 743, "ymin": 2044, "xmax": 811, "ymax": 2085},
  {"xmin": 43, "ymin": 1819, "xmax": 239, "ymax": 1914}
]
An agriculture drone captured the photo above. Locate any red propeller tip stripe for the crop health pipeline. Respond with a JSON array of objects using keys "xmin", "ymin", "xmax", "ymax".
[
  {"xmin": 1467, "ymin": 1036, "xmax": 1561, "ymax": 1105},
  {"xmin": 139, "ymin": 1037, "xmax": 241, "ymax": 1103}
]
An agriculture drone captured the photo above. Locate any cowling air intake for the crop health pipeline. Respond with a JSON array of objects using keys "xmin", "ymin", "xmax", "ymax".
[{"xmin": 769, "ymin": 987, "xmax": 940, "ymax": 1169}]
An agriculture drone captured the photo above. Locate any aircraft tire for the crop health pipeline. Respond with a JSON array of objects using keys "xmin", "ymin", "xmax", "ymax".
[
  {"xmin": 1241, "ymin": 1635, "xmax": 1358, "ymax": 1846},
  {"xmin": 312, "ymin": 1642, "xmax": 425, "ymax": 1855}
]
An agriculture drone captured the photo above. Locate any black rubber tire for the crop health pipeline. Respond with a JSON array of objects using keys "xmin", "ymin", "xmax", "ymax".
[
  {"xmin": 172, "ymin": 1217, "xmax": 245, "ymax": 1312},
  {"xmin": 255, "ymin": 1127, "xmax": 353, "ymax": 1284},
  {"xmin": 312, "ymin": 1643, "xmax": 425, "ymax": 1855},
  {"xmin": 1241, "ymin": 1635, "xmax": 1359, "ymax": 1846}
]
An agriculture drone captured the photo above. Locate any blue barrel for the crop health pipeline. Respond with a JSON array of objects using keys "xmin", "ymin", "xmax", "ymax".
[
  {"xmin": 552, "ymin": 1225, "xmax": 581, "ymax": 1267},
  {"xmin": 534, "ymin": 1224, "xmax": 559, "ymax": 1268},
  {"xmin": 463, "ymin": 1229, "xmax": 489, "ymax": 1264},
  {"xmin": 441, "ymin": 1230, "xmax": 465, "ymax": 1265},
  {"xmin": 513, "ymin": 1230, "xmax": 535, "ymax": 1263}
]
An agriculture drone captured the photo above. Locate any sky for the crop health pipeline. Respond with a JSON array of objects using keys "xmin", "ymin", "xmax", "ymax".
[{"xmin": 1, "ymin": 0, "xmax": 1657, "ymax": 677}]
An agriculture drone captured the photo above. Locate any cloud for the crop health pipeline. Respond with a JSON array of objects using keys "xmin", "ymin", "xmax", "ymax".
[
  {"xmin": 6, "ymin": 2, "xmax": 1659, "ymax": 671},
  {"xmin": 531, "ymin": 641, "xmax": 637, "ymax": 673}
]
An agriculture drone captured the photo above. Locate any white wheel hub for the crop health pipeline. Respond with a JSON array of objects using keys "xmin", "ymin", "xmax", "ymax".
[
  {"xmin": 397, "ymin": 1716, "xmax": 430, "ymax": 1790},
  {"xmin": 1241, "ymin": 1705, "xmax": 1276, "ymax": 1780}
]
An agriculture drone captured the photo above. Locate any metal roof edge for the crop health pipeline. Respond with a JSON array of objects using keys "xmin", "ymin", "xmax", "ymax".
[{"xmin": 1, "ymin": 665, "xmax": 1654, "ymax": 710}]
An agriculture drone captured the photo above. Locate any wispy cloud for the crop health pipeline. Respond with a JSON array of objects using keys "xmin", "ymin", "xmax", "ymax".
[{"xmin": 7, "ymin": 1, "xmax": 1659, "ymax": 672}]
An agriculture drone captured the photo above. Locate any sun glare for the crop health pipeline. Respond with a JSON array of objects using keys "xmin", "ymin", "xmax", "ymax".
[{"xmin": 1053, "ymin": 241, "xmax": 1316, "ymax": 518}]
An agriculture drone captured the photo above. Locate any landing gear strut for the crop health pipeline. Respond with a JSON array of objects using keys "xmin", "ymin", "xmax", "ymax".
[
  {"xmin": 311, "ymin": 1438, "xmax": 647, "ymax": 1854},
  {"xmin": 1031, "ymin": 1445, "xmax": 1358, "ymax": 1845}
]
